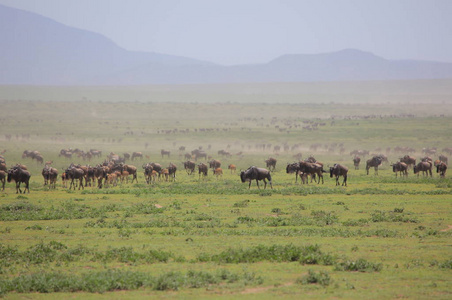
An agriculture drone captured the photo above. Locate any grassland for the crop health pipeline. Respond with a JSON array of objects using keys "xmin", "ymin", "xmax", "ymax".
[{"xmin": 0, "ymin": 82, "xmax": 451, "ymax": 299}]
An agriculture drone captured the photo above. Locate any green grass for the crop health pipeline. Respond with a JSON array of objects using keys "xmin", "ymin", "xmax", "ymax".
[{"xmin": 0, "ymin": 97, "xmax": 451, "ymax": 299}]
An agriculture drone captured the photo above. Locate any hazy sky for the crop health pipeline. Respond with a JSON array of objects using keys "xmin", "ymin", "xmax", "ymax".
[{"xmin": 1, "ymin": 0, "xmax": 451, "ymax": 65}]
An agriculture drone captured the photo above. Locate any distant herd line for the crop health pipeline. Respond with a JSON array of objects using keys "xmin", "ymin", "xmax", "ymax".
[{"xmin": 0, "ymin": 148, "xmax": 448, "ymax": 193}]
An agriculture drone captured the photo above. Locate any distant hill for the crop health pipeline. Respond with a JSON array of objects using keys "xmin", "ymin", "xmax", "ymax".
[{"xmin": 1, "ymin": 4, "xmax": 452, "ymax": 85}]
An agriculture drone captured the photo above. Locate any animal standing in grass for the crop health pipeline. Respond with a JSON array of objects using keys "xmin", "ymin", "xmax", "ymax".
[
  {"xmin": 240, "ymin": 166, "xmax": 272, "ymax": 189},
  {"xmin": 7, "ymin": 165, "xmax": 31, "ymax": 193},
  {"xmin": 329, "ymin": 164, "xmax": 348, "ymax": 186}
]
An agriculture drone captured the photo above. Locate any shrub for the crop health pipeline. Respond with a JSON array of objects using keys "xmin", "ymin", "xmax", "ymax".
[
  {"xmin": 335, "ymin": 258, "xmax": 383, "ymax": 272},
  {"xmin": 297, "ymin": 269, "xmax": 331, "ymax": 286}
]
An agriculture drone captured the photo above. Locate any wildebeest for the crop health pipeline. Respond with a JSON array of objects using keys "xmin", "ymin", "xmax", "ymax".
[
  {"xmin": 400, "ymin": 155, "xmax": 416, "ymax": 169},
  {"xmin": 436, "ymin": 161, "xmax": 447, "ymax": 177},
  {"xmin": 198, "ymin": 163, "xmax": 208, "ymax": 179},
  {"xmin": 131, "ymin": 152, "xmax": 143, "ymax": 161},
  {"xmin": 413, "ymin": 161, "xmax": 432, "ymax": 177},
  {"xmin": 42, "ymin": 165, "xmax": 58, "ymax": 189},
  {"xmin": 167, "ymin": 163, "xmax": 177, "ymax": 181},
  {"xmin": 391, "ymin": 162, "xmax": 408, "ymax": 177},
  {"xmin": 161, "ymin": 149, "xmax": 171, "ymax": 158},
  {"xmin": 299, "ymin": 161, "xmax": 325, "ymax": 184},
  {"xmin": 7, "ymin": 166, "xmax": 31, "ymax": 193},
  {"xmin": 240, "ymin": 166, "xmax": 272, "ymax": 189},
  {"xmin": 286, "ymin": 162, "xmax": 306, "ymax": 184},
  {"xmin": 438, "ymin": 154, "xmax": 448, "ymax": 165},
  {"xmin": 0, "ymin": 170, "xmax": 6, "ymax": 191},
  {"xmin": 353, "ymin": 156, "xmax": 361, "ymax": 170},
  {"xmin": 265, "ymin": 157, "xmax": 277, "ymax": 172},
  {"xmin": 122, "ymin": 164, "xmax": 138, "ymax": 183},
  {"xmin": 183, "ymin": 161, "xmax": 196, "ymax": 175},
  {"xmin": 65, "ymin": 166, "xmax": 85, "ymax": 190},
  {"xmin": 209, "ymin": 159, "xmax": 221, "ymax": 170},
  {"xmin": 329, "ymin": 164, "xmax": 349, "ymax": 186},
  {"xmin": 192, "ymin": 149, "xmax": 207, "ymax": 161},
  {"xmin": 366, "ymin": 156, "xmax": 383, "ymax": 175}
]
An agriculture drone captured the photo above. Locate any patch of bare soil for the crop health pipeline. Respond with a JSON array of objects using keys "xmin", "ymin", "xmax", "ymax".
[
  {"xmin": 241, "ymin": 282, "xmax": 294, "ymax": 294},
  {"xmin": 440, "ymin": 225, "xmax": 452, "ymax": 232}
]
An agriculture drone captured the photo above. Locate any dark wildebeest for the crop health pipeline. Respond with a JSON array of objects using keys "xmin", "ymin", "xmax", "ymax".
[
  {"xmin": 192, "ymin": 149, "xmax": 207, "ymax": 161},
  {"xmin": 400, "ymin": 155, "xmax": 416, "ymax": 169},
  {"xmin": 413, "ymin": 161, "xmax": 433, "ymax": 177},
  {"xmin": 436, "ymin": 161, "xmax": 447, "ymax": 178},
  {"xmin": 299, "ymin": 161, "xmax": 325, "ymax": 184},
  {"xmin": 93, "ymin": 165, "xmax": 107, "ymax": 188},
  {"xmin": 286, "ymin": 162, "xmax": 305, "ymax": 184},
  {"xmin": 183, "ymin": 161, "xmax": 196, "ymax": 175},
  {"xmin": 167, "ymin": 163, "xmax": 177, "ymax": 181},
  {"xmin": 123, "ymin": 164, "xmax": 138, "ymax": 183},
  {"xmin": 329, "ymin": 164, "xmax": 349, "ymax": 186},
  {"xmin": 353, "ymin": 156, "xmax": 361, "ymax": 170},
  {"xmin": 0, "ymin": 162, "xmax": 6, "ymax": 172},
  {"xmin": 209, "ymin": 159, "xmax": 221, "ymax": 170},
  {"xmin": 198, "ymin": 163, "xmax": 208, "ymax": 179},
  {"xmin": 0, "ymin": 170, "xmax": 6, "ymax": 191},
  {"xmin": 240, "ymin": 166, "xmax": 272, "ymax": 189},
  {"xmin": 161, "ymin": 149, "xmax": 171, "ymax": 158},
  {"xmin": 391, "ymin": 162, "xmax": 408, "ymax": 177},
  {"xmin": 7, "ymin": 166, "xmax": 31, "ymax": 193},
  {"xmin": 265, "ymin": 157, "xmax": 277, "ymax": 172},
  {"xmin": 131, "ymin": 152, "xmax": 143, "ymax": 161},
  {"xmin": 65, "ymin": 166, "xmax": 85, "ymax": 190},
  {"xmin": 366, "ymin": 156, "xmax": 383, "ymax": 175},
  {"xmin": 143, "ymin": 162, "xmax": 162, "ymax": 183},
  {"xmin": 123, "ymin": 153, "xmax": 131, "ymax": 161},
  {"xmin": 42, "ymin": 165, "xmax": 58, "ymax": 189},
  {"xmin": 439, "ymin": 154, "xmax": 448, "ymax": 165}
]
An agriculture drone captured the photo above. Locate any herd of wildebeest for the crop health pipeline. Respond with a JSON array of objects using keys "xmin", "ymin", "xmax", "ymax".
[{"xmin": 0, "ymin": 146, "xmax": 450, "ymax": 194}]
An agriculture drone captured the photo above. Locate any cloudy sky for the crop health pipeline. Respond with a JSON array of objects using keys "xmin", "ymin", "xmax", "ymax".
[{"xmin": 1, "ymin": 0, "xmax": 451, "ymax": 65}]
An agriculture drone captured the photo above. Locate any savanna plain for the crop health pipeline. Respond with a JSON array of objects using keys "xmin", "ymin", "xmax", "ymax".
[{"xmin": 0, "ymin": 81, "xmax": 451, "ymax": 299}]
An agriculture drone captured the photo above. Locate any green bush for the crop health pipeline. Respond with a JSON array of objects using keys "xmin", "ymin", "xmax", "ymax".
[{"xmin": 297, "ymin": 269, "xmax": 331, "ymax": 286}]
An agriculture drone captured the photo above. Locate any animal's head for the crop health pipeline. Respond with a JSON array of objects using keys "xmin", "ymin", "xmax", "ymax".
[{"xmin": 240, "ymin": 171, "xmax": 246, "ymax": 182}]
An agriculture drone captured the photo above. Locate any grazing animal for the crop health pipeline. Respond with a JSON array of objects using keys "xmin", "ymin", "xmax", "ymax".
[
  {"xmin": 184, "ymin": 161, "xmax": 196, "ymax": 175},
  {"xmin": 131, "ymin": 152, "xmax": 143, "ymax": 161},
  {"xmin": 286, "ymin": 162, "xmax": 305, "ymax": 184},
  {"xmin": 353, "ymin": 156, "xmax": 361, "ymax": 170},
  {"xmin": 0, "ymin": 170, "xmax": 6, "ymax": 191},
  {"xmin": 209, "ymin": 159, "xmax": 221, "ymax": 170},
  {"xmin": 42, "ymin": 165, "xmax": 58, "ymax": 189},
  {"xmin": 7, "ymin": 166, "xmax": 31, "ymax": 193},
  {"xmin": 439, "ymin": 154, "xmax": 448, "ymax": 165},
  {"xmin": 391, "ymin": 162, "xmax": 408, "ymax": 177},
  {"xmin": 0, "ymin": 162, "xmax": 7, "ymax": 172},
  {"xmin": 265, "ymin": 157, "xmax": 277, "ymax": 172},
  {"xmin": 214, "ymin": 168, "xmax": 223, "ymax": 179},
  {"xmin": 299, "ymin": 161, "xmax": 325, "ymax": 184},
  {"xmin": 240, "ymin": 166, "xmax": 272, "ymax": 189},
  {"xmin": 228, "ymin": 164, "xmax": 237, "ymax": 174},
  {"xmin": 400, "ymin": 155, "xmax": 416, "ymax": 169},
  {"xmin": 198, "ymin": 163, "xmax": 208, "ymax": 179},
  {"xmin": 192, "ymin": 149, "xmax": 207, "ymax": 161},
  {"xmin": 161, "ymin": 149, "xmax": 171, "ymax": 158},
  {"xmin": 167, "ymin": 163, "xmax": 177, "ymax": 181},
  {"xmin": 366, "ymin": 156, "xmax": 383, "ymax": 175},
  {"xmin": 161, "ymin": 168, "xmax": 169, "ymax": 181},
  {"xmin": 65, "ymin": 166, "xmax": 85, "ymax": 190},
  {"xmin": 122, "ymin": 164, "xmax": 138, "ymax": 183},
  {"xmin": 413, "ymin": 161, "xmax": 433, "ymax": 177},
  {"xmin": 436, "ymin": 162, "xmax": 447, "ymax": 178},
  {"xmin": 329, "ymin": 164, "xmax": 349, "ymax": 186}
]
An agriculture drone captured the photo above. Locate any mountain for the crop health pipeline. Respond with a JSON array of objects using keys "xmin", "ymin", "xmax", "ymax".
[
  {"xmin": 1, "ymin": 4, "xmax": 452, "ymax": 85},
  {"xmin": 0, "ymin": 4, "xmax": 213, "ymax": 85}
]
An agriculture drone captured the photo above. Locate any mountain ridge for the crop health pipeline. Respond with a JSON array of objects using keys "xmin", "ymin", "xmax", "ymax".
[{"xmin": 1, "ymin": 4, "xmax": 452, "ymax": 85}]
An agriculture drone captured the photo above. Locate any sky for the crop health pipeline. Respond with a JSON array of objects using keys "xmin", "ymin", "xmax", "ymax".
[{"xmin": 1, "ymin": 0, "xmax": 451, "ymax": 65}]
